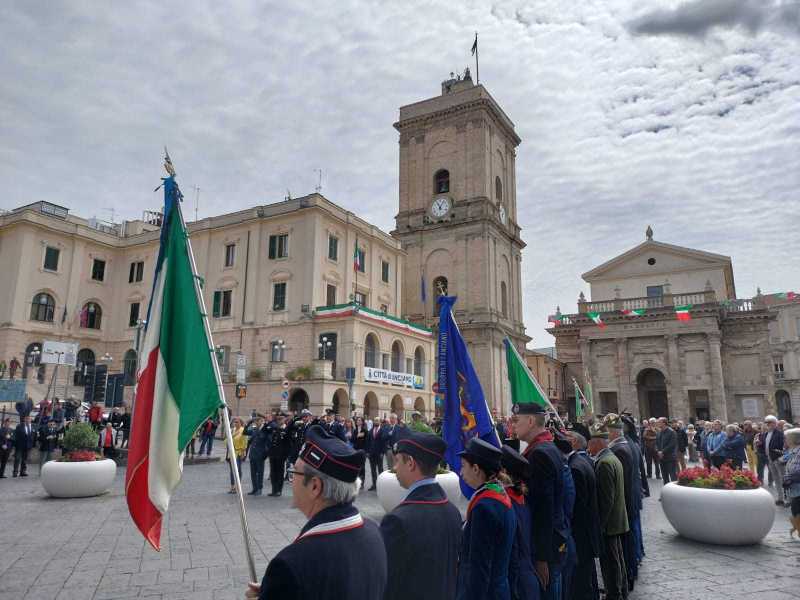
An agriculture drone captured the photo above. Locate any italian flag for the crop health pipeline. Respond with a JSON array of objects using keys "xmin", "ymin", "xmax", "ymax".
[
  {"xmin": 621, "ymin": 308, "xmax": 645, "ymax": 317},
  {"xmin": 675, "ymin": 304, "xmax": 692, "ymax": 321},
  {"xmin": 547, "ymin": 313, "xmax": 562, "ymax": 325},
  {"xmin": 353, "ymin": 239, "xmax": 361, "ymax": 271},
  {"xmin": 587, "ymin": 311, "xmax": 606, "ymax": 329},
  {"xmin": 504, "ymin": 338, "xmax": 553, "ymax": 411},
  {"xmin": 126, "ymin": 176, "xmax": 222, "ymax": 550}
]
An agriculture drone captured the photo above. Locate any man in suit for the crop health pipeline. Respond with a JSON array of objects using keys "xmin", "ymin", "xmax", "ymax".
[
  {"xmin": 246, "ymin": 425, "xmax": 387, "ymax": 600},
  {"xmin": 656, "ymin": 417, "xmax": 678, "ymax": 484},
  {"xmin": 512, "ymin": 402, "xmax": 572, "ymax": 600},
  {"xmin": 13, "ymin": 415, "xmax": 36, "ymax": 477},
  {"xmin": 566, "ymin": 431, "xmax": 601, "ymax": 600},
  {"xmin": 267, "ymin": 412, "xmax": 291, "ymax": 497},
  {"xmin": 605, "ymin": 414, "xmax": 638, "ymax": 592},
  {"xmin": 380, "ymin": 431, "xmax": 462, "ymax": 600},
  {"xmin": 384, "ymin": 413, "xmax": 407, "ymax": 468},
  {"xmin": 622, "ymin": 415, "xmax": 649, "ymax": 569},
  {"xmin": 588, "ymin": 425, "xmax": 629, "ymax": 600},
  {"xmin": 367, "ymin": 417, "xmax": 387, "ymax": 489},
  {"xmin": 246, "ymin": 416, "xmax": 271, "ymax": 496},
  {"xmin": 763, "ymin": 415, "xmax": 786, "ymax": 506}
]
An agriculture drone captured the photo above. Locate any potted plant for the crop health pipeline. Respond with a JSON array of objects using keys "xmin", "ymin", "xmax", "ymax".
[
  {"xmin": 376, "ymin": 465, "xmax": 461, "ymax": 513},
  {"xmin": 41, "ymin": 422, "xmax": 117, "ymax": 498},
  {"xmin": 661, "ymin": 465, "xmax": 775, "ymax": 545}
]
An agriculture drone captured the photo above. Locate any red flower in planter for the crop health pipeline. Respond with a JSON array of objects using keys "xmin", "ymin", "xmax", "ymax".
[
  {"xmin": 677, "ymin": 464, "xmax": 759, "ymax": 490},
  {"xmin": 63, "ymin": 450, "xmax": 99, "ymax": 462}
]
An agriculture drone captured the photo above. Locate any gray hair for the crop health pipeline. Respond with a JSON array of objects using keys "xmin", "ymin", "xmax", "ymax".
[
  {"xmin": 569, "ymin": 432, "xmax": 588, "ymax": 450},
  {"xmin": 302, "ymin": 464, "xmax": 360, "ymax": 505},
  {"xmin": 725, "ymin": 424, "xmax": 738, "ymax": 434},
  {"xmin": 785, "ymin": 428, "xmax": 800, "ymax": 447},
  {"xmin": 764, "ymin": 415, "xmax": 777, "ymax": 423}
]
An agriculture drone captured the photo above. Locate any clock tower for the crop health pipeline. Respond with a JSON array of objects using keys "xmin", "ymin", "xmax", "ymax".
[{"xmin": 392, "ymin": 73, "xmax": 529, "ymax": 414}]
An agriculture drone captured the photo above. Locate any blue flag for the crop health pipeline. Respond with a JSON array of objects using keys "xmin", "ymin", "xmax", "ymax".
[
  {"xmin": 421, "ymin": 274, "xmax": 427, "ymax": 304},
  {"xmin": 437, "ymin": 296, "xmax": 499, "ymax": 498}
]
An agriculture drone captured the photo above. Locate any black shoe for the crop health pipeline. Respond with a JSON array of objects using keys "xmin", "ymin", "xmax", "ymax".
[
  {"xmin": 776, "ymin": 500, "xmax": 785, "ymax": 506},
  {"xmin": 247, "ymin": 490, "xmax": 257, "ymax": 495},
  {"xmin": 20, "ymin": 473, "xmax": 28, "ymax": 477},
  {"xmin": 0, "ymin": 475, "xmax": 6, "ymax": 478},
  {"xmin": 252, "ymin": 490, "xmax": 262, "ymax": 496},
  {"xmin": 368, "ymin": 485, "xmax": 376, "ymax": 491},
  {"xmin": 268, "ymin": 492, "xmax": 278, "ymax": 497}
]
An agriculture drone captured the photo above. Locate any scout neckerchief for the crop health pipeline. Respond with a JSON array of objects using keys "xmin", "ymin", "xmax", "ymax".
[{"xmin": 466, "ymin": 481, "xmax": 511, "ymax": 519}]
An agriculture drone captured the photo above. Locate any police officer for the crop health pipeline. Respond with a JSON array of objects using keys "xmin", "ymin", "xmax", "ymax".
[
  {"xmin": 286, "ymin": 409, "xmax": 312, "ymax": 472},
  {"xmin": 511, "ymin": 403, "xmax": 572, "ymax": 600},
  {"xmin": 267, "ymin": 412, "xmax": 290, "ymax": 497},
  {"xmin": 380, "ymin": 431, "xmax": 462, "ymax": 600},
  {"xmin": 246, "ymin": 425, "xmax": 387, "ymax": 600},
  {"xmin": 245, "ymin": 416, "xmax": 271, "ymax": 496},
  {"xmin": 457, "ymin": 437, "xmax": 516, "ymax": 600}
]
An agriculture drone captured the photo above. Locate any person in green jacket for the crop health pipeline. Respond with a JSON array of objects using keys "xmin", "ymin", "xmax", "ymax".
[{"xmin": 588, "ymin": 424, "xmax": 629, "ymax": 600}]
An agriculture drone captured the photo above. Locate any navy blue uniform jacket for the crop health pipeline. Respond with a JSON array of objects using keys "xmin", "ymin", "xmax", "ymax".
[
  {"xmin": 380, "ymin": 482, "xmax": 462, "ymax": 600},
  {"xmin": 567, "ymin": 451, "xmax": 601, "ymax": 561},
  {"xmin": 507, "ymin": 488, "xmax": 539, "ymax": 600},
  {"xmin": 456, "ymin": 484, "xmax": 516, "ymax": 600},
  {"xmin": 258, "ymin": 503, "xmax": 387, "ymax": 600}
]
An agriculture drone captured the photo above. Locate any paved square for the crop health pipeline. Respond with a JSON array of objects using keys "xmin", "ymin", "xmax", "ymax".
[{"xmin": 1, "ymin": 457, "xmax": 797, "ymax": 600}]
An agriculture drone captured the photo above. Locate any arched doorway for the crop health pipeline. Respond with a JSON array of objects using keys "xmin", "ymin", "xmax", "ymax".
[
  {"xmin": 74, "ymin": 348, "xmax": 95, "ymax": 386},
  {"xmin": 776, "ymin": 390, "xmax": 793, "ymax": 422},
  {"xmin": 414, "ymin": 397, "xmax": 426, "ymax": 415},
  {"xmin": 332, "ymin": 388, "xmax": 349, "ymax": 416},
  {"xmin": 123, "ymin": 349, "xmax": 137, "ymax": 386},
  {"xmin": 289, "ymin": 388, "xmax": 309, "ymax": 413},
  {"xmin": 364, "ymin": 392, "xmax": 379, "ymax": 419},
  {"xmin": 391, "ymin": 394, "xmax": 403, "ymax": 417},
  {"xmin": 22, "ymin": 342, "xmax": 42, "ymax": 379},
  {"xmin": 637, "ymin": 368, "xmax": 668, "ymax": 419}
]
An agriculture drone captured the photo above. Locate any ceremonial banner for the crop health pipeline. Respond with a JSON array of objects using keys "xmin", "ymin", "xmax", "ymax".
[{"xmin": 125, "ymin": 176, "xmax": 222, "ymax": 550}]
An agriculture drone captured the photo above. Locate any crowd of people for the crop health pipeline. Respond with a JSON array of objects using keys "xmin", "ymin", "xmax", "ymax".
[{"xmin": 0, "ymin": 396, "xmax": 131, "ymax": 477}]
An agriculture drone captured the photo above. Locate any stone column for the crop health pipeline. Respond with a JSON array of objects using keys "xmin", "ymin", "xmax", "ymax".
[
  {"xmin": 706, "ymin": 332, "xmax": 728, "ymax": 422},
  {"xmin": 665, "ymin": 334, "xmax": 686, "ymax": 419},
  {"xmin": 616, "ymin": 338, "xmax": 637, "ymax": 418}
]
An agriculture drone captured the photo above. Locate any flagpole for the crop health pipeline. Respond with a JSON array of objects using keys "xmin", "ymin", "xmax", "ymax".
[
  {"xmin": 174, "ymin": 188, "xmax": 258, "ymax": 584},
  {"xmin": 505, "ymin": 338, "xmax": 565, "ymax": 429},
  {"xmin": 474, "ymin": 31, "xmax": 479, "ymax": 84}
]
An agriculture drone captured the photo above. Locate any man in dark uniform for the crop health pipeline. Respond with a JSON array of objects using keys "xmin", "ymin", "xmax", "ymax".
[
  {"xmin": 367, "ymin": 417, "xmax": 388, "ymax": 489},
  {"xmin": 512, "ymin": 403, "xmax": 571, "ymax": 600},
  {"xmin": 267, "ymin": 412, "xmax": 290, "ymax": 497},
  {"xmin": 245, "ymin": 416, "xmax": 271, "ymax": 496},
  {"xmin": 621, "ymin": 414, "xmax": 648, "ymax": 568},
  {"xmin": 246, "ymin": 425, "xmax": 387, "ymax": 600},
  {"xmin": 380, "ymin": 431, "xmax": 462, "ymax": 600},
  {"xmin": 565, "ymin": 431, "xmax": 601, "ymax": 600}
]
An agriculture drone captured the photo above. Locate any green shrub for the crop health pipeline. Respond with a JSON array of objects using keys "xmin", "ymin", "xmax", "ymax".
[
  {"xmin": 62, "ymin": 422, "xmax": 98, "ymax": 451},
  {"xmin": 286, "ymin": 366, "xmax": 312, "ymax": 381}
]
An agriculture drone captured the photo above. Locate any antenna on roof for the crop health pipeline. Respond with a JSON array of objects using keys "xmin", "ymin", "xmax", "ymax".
[
  {"xmin": 103, "ymin": 207, "xmax": 116, "ymax": 223},
  {"xmin": 315, "ymin": 169, "xmax": 323, "ymax": 193},
  {"xmin": 285, "ymin": 189, "xmax": 292, "ymax": 201},
  {"xmin": 192, "ymin": 185, "xmax": 200, "ymax": 222}
]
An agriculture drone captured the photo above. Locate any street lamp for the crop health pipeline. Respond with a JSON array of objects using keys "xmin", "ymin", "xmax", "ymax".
[
  {"xmin": 100, "ymin": 352, "xmax": 113, "ymax": 364},
  {"xmin": 277, "ymin": 339, "xmax": 287, "ymax": 361},
  {"xmin": 317, "ymin": 337, "xmax": 332, "ymax": 360}
]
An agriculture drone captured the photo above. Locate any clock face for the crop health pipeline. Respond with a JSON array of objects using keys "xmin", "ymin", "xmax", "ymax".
[
  {"xmin": 430, "ymin": 197, "xmax": 451, "ymax": 218},
  {"xmin": 499, "ymin": 205, "xmax": 507, "ymax": 224}
]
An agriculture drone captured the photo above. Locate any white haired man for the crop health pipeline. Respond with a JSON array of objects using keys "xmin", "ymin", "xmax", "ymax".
[{"xmin": 763, "ymin": 415, "xmax": 786, "ymax": 506}]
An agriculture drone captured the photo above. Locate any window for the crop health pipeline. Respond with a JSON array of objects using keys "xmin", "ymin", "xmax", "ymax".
[
  {"xmin": 382, "ymin": 353, "xmax": 390, "ymax": 370},
  {"xmin": 365, "ymin": 334, "xmax": 378, "ymax": 368},
  {"xmin": 129, "ymin": 302, "xmax": 140, "ymax": 327},
  {"xmin": 224, "ymin": 243, "xmax": 236, "ymax": 267},
  {"xmin": 270, "ymin": 340, "xmax": 286, "ymax": 362},
  {"xmin": 328, "ymin": 235, "xmax": 339, "ymax": 261},
  {"xmin": 81, "ymin": 302, "xmax": 102, "ymax": 329},
  {"xmin": 30, "ymin": 293, "xmax": 55, "ymax": 322},
  {"xmin": 354, "ymin": 291, "xmax": 366, "ymax": 307},
  {"xmin": 414, "ymin": 347, "xmax": 424, "ymax": 376},
  {"xmin": 129, "ymin": 261, "xmax": 144, "ymax": 283},
  {"xmin": 212, "ymin": 290, "xmax": 232, "ymax": 317},
  {"xmin": 44, "ymin": 246, "xmax": 60, "ymax": 271},
  {"xmin": 405, "ymin": 358, "xmax": 413, "ymax": 374},
  {"xmin": 356, "ymin": 248, "xmax": 366, "ymax": 273},
  {"xmin": 273, "ymin": 282, "xmax": 287, "ymax": 311},
  {"xmin": 268, "ymin": 234, "xmax": 289, "ymax": 259},
  {"xmin": 433, "ymin": 276, "xmax": 448, "ymax": 297},
  {"xmin": 380, "ymin": 303, "xmax": 388, "ymax": 313},
  {"xmin": 646, "ymin": 285, "xmax": 663, "ymax": 297},
  {"xmin": 434, "ymin": 169, "xmax": 450, "ymax": 194},
  {"xmin": 381, "ymin": 260, "xmax": 390, "ymax": 283},
  {"xmin": 326, "ymin": 284, "xmax": 337, "ymax": 307},
  {"xmin": 495, "ymin": 176, "xmax": 503, "ymax": 202},
  {"xmin": 775, "ymin": 362, "xmax": 785, "ymax": 379},
  {"xmin": 500, "ymin": 281, "xmax": 508, "ymax": 317},
  {"xmin": 391, "ymin": 341, "xmax": 403, "ymax": 372},
  {"xmin": 123, "ymin": 349, "xmax": 137, "ymax": 386},
  {"xmin": 318, "ymin": 333, "xmax": 337, "ymax": 361},
  {"xmin": 216, "ymin": 345, "xmax": 230, "ymax": 373},
  {"xmin": 91, "ymin": 259, "xmax": 106, "ymax": 282}
]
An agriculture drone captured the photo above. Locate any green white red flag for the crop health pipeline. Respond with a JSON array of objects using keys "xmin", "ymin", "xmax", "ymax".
[
  {"xmin": 125, "ymin": 176, "xmax": 222, "ymax": 550},
  {"xmin": 675, "ymin": 304, "xmax": 692, "ymax": 321},
  {"xmin": 587, "ymin": 311, "xmax": 606, "ymax": 329},
  {"xmin": 621, "ymin": 308, "xmax": 645, "ymax": 317}
]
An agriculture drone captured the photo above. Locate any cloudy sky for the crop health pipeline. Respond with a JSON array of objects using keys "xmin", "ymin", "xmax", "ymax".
[{"xmin": 2, "ymin": 0, "xmax": 798, "ymax": 346}]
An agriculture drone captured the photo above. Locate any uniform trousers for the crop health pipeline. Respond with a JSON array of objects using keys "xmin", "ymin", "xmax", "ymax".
[
  {"xmin": 250, "ymin": 457, "xmax": 266, "ymax": 492},
  {"xmin": 13, "ymin": 449, "xmax": 29, "ymax": 476},
  {"xmin": 368, "ymin": 454, "xmax": 383, "ymax": 488},
  {"xmin": 660, "ymin": 459, "xmax": 677, "ymax": 484},
  {"xmin": 599, "ymin": 535, "xmax": 628, "ymax": 600},
  {"xmin": 569, "ymin": 556, "xmax": 599, "ymax": 600},
  {"xmin": 269, "ymin": 454, "xmax": 286, "ymax": 495}
]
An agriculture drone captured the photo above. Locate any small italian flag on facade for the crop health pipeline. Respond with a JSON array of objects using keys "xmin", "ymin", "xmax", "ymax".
[
  {"xmin": 548, "ymin": 313, "xmax": 562, "ymax": 325},
  {"xmin": 126, "ymin": 176, "xmax": 223, "ymax": 551},
  {"xmin": 587, "ymin": 312, "xmax": 606, "ymax": 329},
  {"xmin": 353, "ymin": 239, "xmax": 361, "ymax": 271},
  {"xmin": 675, "ymin": 305, "xmax": 692, "ymax": 321},
  {"xmin": 621, "ymin": 308, "xmax": 645, "ymax": 317}
]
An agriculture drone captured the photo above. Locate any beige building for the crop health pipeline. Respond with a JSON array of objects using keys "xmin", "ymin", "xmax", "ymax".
[
  {"xmin": 549, "ymin": 228, "xmax": 777, "ymax": 423},
  {"xmin": 0, "ymin": 196, "xmax": 435, "ymax": 419},
  {"xmin": 524, "ymin": 348, "xmax": 567, "ymax": 413},
  {"xmin": 761, "ymin": 292, "xmax": 800, "ymax": 422},
  {"xmin": 393, "ymin": 74, "xmax": 529, "ymax": 415}
]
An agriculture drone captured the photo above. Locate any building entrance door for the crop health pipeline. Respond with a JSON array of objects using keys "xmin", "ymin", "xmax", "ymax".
[{"xmin": 637, "ymin": 368, "xmax": 668, "ymax": 419}]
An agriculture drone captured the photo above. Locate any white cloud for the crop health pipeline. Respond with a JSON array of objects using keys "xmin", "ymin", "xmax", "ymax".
[{"xmin": 1, "ymin": 0, "xmax": 798, "ymax": 347}]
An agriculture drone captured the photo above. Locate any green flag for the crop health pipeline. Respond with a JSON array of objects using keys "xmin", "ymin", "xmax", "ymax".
[
  {"xmin": 504, "ymin": 338, "xmax": 550, "ymax": 408},
  {"xmin": 575, "ymin": 380, "xmax": 584, "ymax": 417},
  {"xmin": 584, "ymin": 378, "xmax": 594, "ymax": 415}
]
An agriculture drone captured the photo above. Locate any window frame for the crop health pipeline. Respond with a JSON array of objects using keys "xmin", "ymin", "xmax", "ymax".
[
  {"xmin": 268, "ymin": 234, "xmax": 289, "ymax": 259},
  {"xmin": 273, "ymin": 282, "xmax": 287, "ymax": 311},
  {"xmin": 129, "ymin": 261, "xmax": 144, "ymax": 283},
  {"xmin": 328, "ymin": 235, "xmax": 339, "ymax": 261},
  {"xmin": 82, "ymin": 302, "xmax": 102, "ymax": 330},
  {"xmin": 356, "ymin": 248, "xmax": 366, "ymax": 273},
  {"xmin": 30, "ymin": 293, "xmax": 55, "ymax": 322},
  {"xmin": 43, "ymin": 246, "xmax": 60, "ymax": 272},
  {"xmin": 354, "ymin": 291, "xmax": 367, "ymax": 307},
  {"xmin": 129, "ymin": 302, "xmax": 141, "ymax": 328},
  {"xmin": 224, "ymin": 243, "xmax": 236, "ymax": 268},
  {"xmin": 212, "ymin": 290, "xmax": 233, "ymax": 318},
  {"xmin": 270, "ymin": 341, "xmax": 285, "ymax": 362},
  {"xmin": 326, "ymin": 284, "xmax": 337, "ymax": 307},
  {"xmin": 381, "ymin": 260, "xmax": 390, "ymax": 283},
  {"xmin": 434, "ymin": 169, "xmax": 450, "ymax": 194},
  {"xmin": 91, "ymin": 258, "xmax": 106, "ymax": 282}
]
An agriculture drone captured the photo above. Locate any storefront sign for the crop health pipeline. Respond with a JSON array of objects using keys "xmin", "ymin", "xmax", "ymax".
[{"xmin": 363, "ymin": 367, "xmax": 423, "ymax": 389}]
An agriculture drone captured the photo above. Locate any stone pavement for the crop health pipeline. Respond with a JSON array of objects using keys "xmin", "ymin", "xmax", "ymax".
[{"xmin": 0, "ymin": 459, "xmax": 798, "ymax": 600}]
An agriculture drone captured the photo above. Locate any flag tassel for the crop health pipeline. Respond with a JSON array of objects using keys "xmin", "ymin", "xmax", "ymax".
[{"xmin": 175, "ymin": 183, "xmax": 258, "ymax": 584}]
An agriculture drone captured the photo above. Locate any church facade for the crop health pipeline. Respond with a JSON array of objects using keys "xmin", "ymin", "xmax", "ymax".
[{"xmin": 549, "ymin": 229, "xmax": 779, "ymax": 423}]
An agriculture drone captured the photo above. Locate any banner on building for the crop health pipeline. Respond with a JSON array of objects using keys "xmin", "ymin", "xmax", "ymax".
[
  {"xmin": 41, "ymin": 340, "xmax": 79, "ymax": 366},
  {"xmin": 363, "ymin": 367, "xmax": 423, "ymax": 389}
]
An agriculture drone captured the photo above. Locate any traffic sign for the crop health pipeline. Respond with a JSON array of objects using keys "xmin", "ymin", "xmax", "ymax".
[
  {"xmin": 282, "ymin": 379, "xmax": 289, "ymax": 389},
  {"xmin": 235, "ymin": 383, "xmax": 247, "ymax": 399},
  {"xmin": 281, "ymin": 390, "xmax": 289, "ymax": 400}
]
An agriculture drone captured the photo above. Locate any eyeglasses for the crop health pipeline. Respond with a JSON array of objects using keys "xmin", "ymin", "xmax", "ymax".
[{"xmin": 286, "ymin": 468, "xmax": 306, "ymax": 478}]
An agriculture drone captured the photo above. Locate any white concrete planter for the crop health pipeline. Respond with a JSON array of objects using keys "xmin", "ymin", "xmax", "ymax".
[
  {"xmin": 41, "ymin": 459, "xmax": 117, "ymax": 498},
  {"xmin": 376, "ymin": 471, "xmax": 461, "ymax": 513},
  {"xmin": 661, "ymin": 482, "xmax": 775, "ymax": 545}
]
